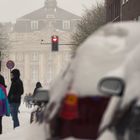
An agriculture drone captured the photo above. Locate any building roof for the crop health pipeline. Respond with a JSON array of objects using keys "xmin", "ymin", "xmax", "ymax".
[{"xmin": 18, "ymin": 7, "xmax": 80, "ymax": 20}]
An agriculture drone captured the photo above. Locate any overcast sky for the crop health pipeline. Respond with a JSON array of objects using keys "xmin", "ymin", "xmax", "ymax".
[{"xmin": 0, "ymin": 0, "xmax": 104, "ymax": 23}]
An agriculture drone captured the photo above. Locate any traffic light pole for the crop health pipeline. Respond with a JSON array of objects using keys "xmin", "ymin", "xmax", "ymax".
[
  {"xmin": 41, "ymin": 42, "xmax": 77, "ymax": 46},
  {"xmin": 40, "ymin": 40, "xmax": 77, "ymax": 86}
]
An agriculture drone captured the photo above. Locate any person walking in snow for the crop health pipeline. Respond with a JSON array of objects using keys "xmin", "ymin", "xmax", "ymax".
[
  {"xmin": 0, "ymin": 74, "xmax": 10, "ymax": 134},
  {"xmin": 8, "ymin": 69, "xmax": 24, "ymax": 129}
]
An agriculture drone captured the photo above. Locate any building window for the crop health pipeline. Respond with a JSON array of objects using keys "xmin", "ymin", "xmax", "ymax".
[
  {"xmin": 31, "ymin": 52, "xmax": 38, "ymax": 62},
  {"xmin": 31, "ymin": 65, "xmax": 38, "ymax": 83},
  {"xmin": 15, "ymin": 64, "xmax": 24, "ymax": 79},
  {"xmin": 122, "ymin": 0, "xmax": 129, "ymax": 5},
  {"xmin": 46, "ymin": 14, "xmax": 55, "ymax": 19},
  {"xmin": 31, "ymin": 20, "xmax": 38, "ymax": 30},
  {"xmin": 48, "ymin": 21, "xmax": 53, "ymax": 27},
  {"xmin": 63, "ymin": 20, "xmax": 70, "ymax": 30},
  {"xmin": 122, "ymin": 0, "xmax": 125, "ymax": 5},
  {"xmin": 16, "ymin": 53, "xmax": 24, "ymax": 62}
]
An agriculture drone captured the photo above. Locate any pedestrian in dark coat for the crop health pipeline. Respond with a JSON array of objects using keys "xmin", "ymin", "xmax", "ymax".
[
  {"xmin": 8, "ymin": 69, "xmax": 24, "ymax": 129},
  {"xmin": 33, "ymin": 82, "xmax": 42, "ymax": 97},
  {"xmin": 0, "ymin": 74, "xmax": 10, "ymax": 134}
]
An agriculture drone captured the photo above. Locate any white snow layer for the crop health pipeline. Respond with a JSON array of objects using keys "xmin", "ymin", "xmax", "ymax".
[{"xmin": 46, "ymin": 21, "xmax": 140, "ymax": 120}]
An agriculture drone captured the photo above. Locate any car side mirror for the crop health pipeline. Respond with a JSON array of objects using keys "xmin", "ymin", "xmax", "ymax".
[
  {"xmin": 33, "ymin": 88, "xmax": 49, "ymax": 103},
  {"xmin": 98, "ymin": 77, "xmax": 125, "ymax": 96}
]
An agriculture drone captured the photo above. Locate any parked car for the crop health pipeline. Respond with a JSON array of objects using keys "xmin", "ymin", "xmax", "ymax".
[
  {"xmin": 30, "ymin": 88, "xmax": 49, "ymax": 123},
  {"xmin": 42, "ymin": 22, "xmax": 140, "ymax": 140}
]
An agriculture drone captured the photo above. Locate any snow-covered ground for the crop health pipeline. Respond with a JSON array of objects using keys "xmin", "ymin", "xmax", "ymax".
[
  {"xmin": 0, "ymin": 102, "xmax": 48, "ymax": 140},
  {"xmin": 3, "ymin": 102, "xmax": 31, "ymax": 134}
]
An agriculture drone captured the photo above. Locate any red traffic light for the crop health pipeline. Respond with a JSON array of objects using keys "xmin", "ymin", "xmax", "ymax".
[
  {"xmin": 51, "ymin": 35, "xmax": 59, "ymax": 51},
  {"xmin": 52, "ymin": 35, "xmax": 58, "ymax": 42}
]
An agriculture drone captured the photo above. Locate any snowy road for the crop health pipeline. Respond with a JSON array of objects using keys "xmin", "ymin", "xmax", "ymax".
[
  {"xmin": 3, "ymin": 102, "xmax": 32, "ymax": 134},
  {"xmin": 1, "ymin": 102, "xmax": 49, "ymax": 140}
]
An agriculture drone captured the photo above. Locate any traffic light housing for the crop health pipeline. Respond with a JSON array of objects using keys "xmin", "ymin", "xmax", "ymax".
[{"xmin": 51, "ymin": 35, "xmax": 59, "ymax": 51}]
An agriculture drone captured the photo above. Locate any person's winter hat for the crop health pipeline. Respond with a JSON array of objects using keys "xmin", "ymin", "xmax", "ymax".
[
  {"xmin": 36, "ymin": 82, "xmax": 42, "ymax": 88},
  {"xmin": 11, "ymin": 69, "xmax": 20, "ymax": 78},
  {"xmin": 0, "ymin": 74, "xmax": 7, "ymax": 87}
]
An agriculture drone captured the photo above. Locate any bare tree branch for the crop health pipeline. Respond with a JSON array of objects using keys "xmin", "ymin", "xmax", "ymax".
[
  {"xmin": 0, "ymin": 23, "xmax": 10, "ymax": 60},
  {"xmin": 71, "ymin": 3, "xmax": 106, "ymax": 52}
]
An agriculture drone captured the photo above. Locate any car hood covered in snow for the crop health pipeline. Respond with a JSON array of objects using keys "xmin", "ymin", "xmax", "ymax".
[
  {"xmin": 49, "ymin": 22, "xmax": 140, "ymax": 99},
  {"xmin": 45, "ymin": 22, "xmax": 140, "ymax": 126},
  {"xmin": 3, "ymin": 21, "xmax": 140, "ymax": 140}
]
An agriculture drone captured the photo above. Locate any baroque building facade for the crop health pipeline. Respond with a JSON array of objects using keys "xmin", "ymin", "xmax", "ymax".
[{"xmin": 1, "ymin": 0, "xmax": 80, "ymax": 94}]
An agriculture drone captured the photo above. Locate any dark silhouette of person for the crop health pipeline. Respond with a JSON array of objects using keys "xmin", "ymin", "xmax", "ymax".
[
  {"xmin": 0, "ymin": 74, "xmax": 10, "ymax": 134},
  {"xmin": 33, "ymin": 82, "xmax": 42, "ymax": 97},
  {"xmin": 8, "ymin": 69, "xmax": 24, "ymax": 129}
]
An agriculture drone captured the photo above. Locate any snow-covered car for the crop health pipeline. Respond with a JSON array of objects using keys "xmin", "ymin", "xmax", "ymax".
[{"xmin": 43, "ymin": 22, "xmax": 140, "ymax": 140}]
